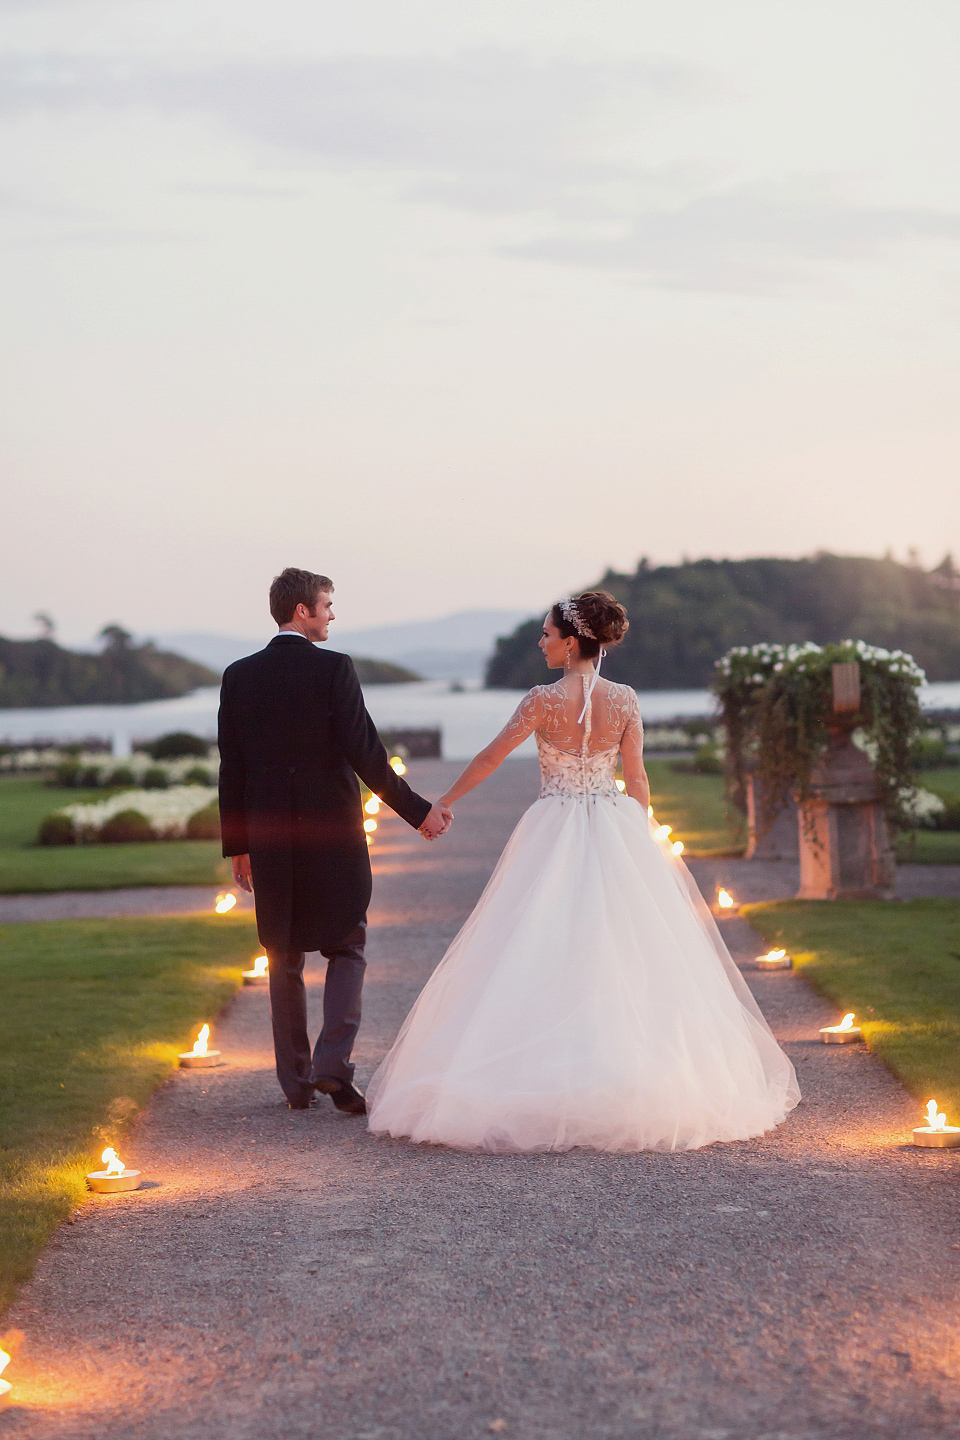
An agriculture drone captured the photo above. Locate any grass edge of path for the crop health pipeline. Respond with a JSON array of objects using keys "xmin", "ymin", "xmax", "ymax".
[
  {"xmin": 745, "ymin": 896, "xmax": 960, "ymax": 1122},
  {"xmin": 0, "ymin": 913, "xmax": 259, "ymax": 1317}
]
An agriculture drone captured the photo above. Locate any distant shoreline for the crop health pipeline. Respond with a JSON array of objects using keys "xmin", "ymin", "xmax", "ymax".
[{"xmin": 2, "ymin": 678, "xmax": 958, "ymax": 762}]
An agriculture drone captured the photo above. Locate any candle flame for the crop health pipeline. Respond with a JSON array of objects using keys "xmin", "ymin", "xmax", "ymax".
[
  {"xmin": 191, "ymin": 1024, "xmax": 210, "ymax": 1056},
  {"xmin": 717, "ymin": 889, "xmax": 735, "ymax": 909},
  {"xmin": 647, "ymin": 805, "xmax": 653, "ymax": 817},
  {"xmin": 671, "ymin": 840, "xmax": 684, "ymax": 855},
  {"xmin": 364, "ymin": 796, "xmax": 380, "ymax": 815},
  {"xmin": 251, "ymin": 954, "xmax": 268, "ymax": 977},
  {"xmin": 925, "ymin": 1099, "xmax": 948, "ymax": 1131},
  {"xmin": 214, "ymin": 892, "xmax": 236, "ymax": 914},
  {"xmin": 389, "ymin": 756, "xmax": 406, "ymax": 775},
  {"xmin": 0, "ymin": 1348, "xmax": 9, "ymax": 1379},
  {"xmin": 615, "ymin": 778, "xmax": 626, "ymax": 792},
  {"xmin": 837, "ymin": 1013, "xmax": 855, "ymax": 1032},
  {"xmin": 101, "ymin": 1147, "xmax": 125, "ymax": 1177},
  {"xmin": 363, "ymin": 818, "xmax": 377, "ymax": 834},
  {"xmin": 761, "ymin": 949, "xmax": 787, "ymax": 963},
  {"xmin": 655, "ymin": 825, "xmax": 672, "ymax": 841}
]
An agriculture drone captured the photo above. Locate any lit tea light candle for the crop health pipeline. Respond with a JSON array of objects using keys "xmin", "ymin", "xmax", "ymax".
[
  {"xmin": 214, "ymin": 892, "xmax": 237, "ymax": 914},
  {"xmin": 671, "ymin": 840, "xmax": 685, "ymax": 855},
  {"xmin": 389, "ymin": 755, "xmax": 406, "ymax": 776},
  {"xmin": 363, "ymin": 818, "xmax": 377, "ymax": 835},
  {"xmin": 0, "ymin": 1346, "xmax": 11, "ymax": 1400},
  {"xmin": 179, "ymin": 1023, "xmax": 221, "ymax": 1068},
  {"xmin": 913, "ymin": 1099, "xmax": 960, "ymax": 1148},
  {"xmin": 615, "ymin": 778, "xmax": 626, "ymax": 792},
  {"xmin": 712, "ymin": 887, "xmax": 739, "ymax": 916},
  {"xmin": 242, "ymin": 954, "xmax": 269, "ymax": 986},
  {"xmin": 654, "ymin": 824, "xmax": 672, "ymax": 842},
  {"xmin": 756, "ymin": 948, "xmax": 792, "ymax": 971},
  {"xmin": 820, "ymin": 1012, "xmax": 862, "ymax": 1043},
  {"xmin": 86, "ymin": 1146, "xmax": 142, "ymax": 1194},
  {"xmin": 364, "ymin": 796, "xmax": 380, "ymax": 815},
  {"xmin": 647, "ymin": 805, "xmax": 654, "ymax": 817}
]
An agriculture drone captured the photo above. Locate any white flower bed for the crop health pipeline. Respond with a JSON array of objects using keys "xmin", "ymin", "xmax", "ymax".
[
  {"xmin": 899, "ymin": 786, "xmax": 947, "ymax": 827},
  {"xmin": 57, "ymin": 785, "xmax": 218, "ymax": 841}
]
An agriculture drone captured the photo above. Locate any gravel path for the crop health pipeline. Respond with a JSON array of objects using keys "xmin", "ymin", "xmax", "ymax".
[{"xmin": 3, "ymin": 758, "xmax": 960, "ymax": 1440}]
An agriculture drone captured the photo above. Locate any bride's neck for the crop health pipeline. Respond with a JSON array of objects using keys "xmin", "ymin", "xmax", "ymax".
[{"xmin": 565, "ymin": 660, "xmax": 597, "ymax": 678}]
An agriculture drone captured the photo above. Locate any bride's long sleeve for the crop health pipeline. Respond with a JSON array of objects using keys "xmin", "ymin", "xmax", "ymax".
[
  {"xmin": 438, "ymin": 690, "xmax": 541, "ymax": 807},
  {"xmin": 619, "ymin": 692, "xmax": 650, "ymax": 809}
]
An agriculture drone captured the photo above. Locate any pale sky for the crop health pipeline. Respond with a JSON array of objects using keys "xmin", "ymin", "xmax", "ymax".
[{"xmin": 2, "ymin": 0, "xmax": 959, "ymax": 644}]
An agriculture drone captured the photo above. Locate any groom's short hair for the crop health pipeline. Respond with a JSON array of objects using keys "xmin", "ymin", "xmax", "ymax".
[{"xmin": 269, "ymin": 568, "xmax": 333, "ymax": 624}]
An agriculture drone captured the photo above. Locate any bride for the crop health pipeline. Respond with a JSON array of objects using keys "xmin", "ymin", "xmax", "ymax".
[{"xmin": 367, "ymin": 591, "xmax": 800, "ymax": 1153}]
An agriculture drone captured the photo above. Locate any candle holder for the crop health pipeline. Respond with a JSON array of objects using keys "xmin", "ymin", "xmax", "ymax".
[
  {"xmin": 712, "ymin": 888, "xmax": 739, "ymax": 917},
  {"xmin": 86, "ymin": 1147, "xmax": 142, "ymax": 1193},
  {"xmin": 756, "ymin": 949, "xmax": 792, "ymax": 971},
  {"xmin": 179, "ymin": 1023, "xmax": 221, "ymax": 1068},
  {"xmin": 242, "ymin": 955, "xmax": 269, "ymax": 986},
  {"xmin": 820, "ymin": 1013, "xmax": 862, "ymax": 1043},
  {"xmin": 913, "ymin": 1100, "xmax": 960, "ymax": 1149}
]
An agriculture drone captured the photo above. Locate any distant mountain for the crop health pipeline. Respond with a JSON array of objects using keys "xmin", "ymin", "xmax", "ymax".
[
  {"xmin": 486, "ymin": 554, "xmax": 960, "ymax": 690},
  {"xmin": 0, "ymin": 629, "xmax": 218, "ymax": 708},
  {"xmin": 335, "ymin": 609, "xmax": 534, "ymax": 681},
  {"xmin": 157, "ymin": 609, "xmax": 533, "ymax": 683},
  {"xmin": 153, "ymin": 632, "xmax": 269, "ymax": 672}
]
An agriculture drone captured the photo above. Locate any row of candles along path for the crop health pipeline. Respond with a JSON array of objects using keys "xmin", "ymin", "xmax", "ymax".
[{"xmin": 0, "ymin": 764, "xmax": 401, "ymax": 1406}]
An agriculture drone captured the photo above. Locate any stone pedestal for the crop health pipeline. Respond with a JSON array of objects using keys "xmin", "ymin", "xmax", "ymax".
[
  {"xmin": 745, "ymin": 774, "xmax": 800, "ymax": 861},
  {"xmin": 796, "ymin": 733, "xmax": 895, "ymax": 900}
]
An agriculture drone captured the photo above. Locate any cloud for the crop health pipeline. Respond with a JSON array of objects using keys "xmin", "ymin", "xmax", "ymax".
[
  {"xmin": 2, "ymin": 49, "xmax": 959, "ymax": 291},
  {"xmin": 509, "ymin": 177, "xmax": 960, "ymax": 295}
]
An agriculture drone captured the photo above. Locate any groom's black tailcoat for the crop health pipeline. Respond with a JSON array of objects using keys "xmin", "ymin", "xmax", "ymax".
[{"xmin": 218, "ymin": 635, "xmax": 432, "ymax": 953}]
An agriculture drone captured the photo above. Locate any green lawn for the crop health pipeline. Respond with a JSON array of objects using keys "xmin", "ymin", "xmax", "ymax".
[
  {"xmin": 0, "ymin": 912, "xmax": 258, "ymax": 1315},
  {"xmin": 747, "ymin": 898, "xmax": 960, "ymax": 1120},
  {"xmin": 0, "ymin": 775, "xmax": 229, "ymax": 892},
  {"xmin": 646, "ymin": 758, "xmax": 745, "ymax": 857}
]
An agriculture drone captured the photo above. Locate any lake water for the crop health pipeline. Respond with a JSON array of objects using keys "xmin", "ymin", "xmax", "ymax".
[{"xmin": 1, "ymin": 678, "xmax": 959, "ymax": 762}]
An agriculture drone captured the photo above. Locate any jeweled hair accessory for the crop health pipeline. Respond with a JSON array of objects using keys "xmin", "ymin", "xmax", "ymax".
[{"xmin": 558, "ymin": 597, "xmax": 596, "ymax": 640}]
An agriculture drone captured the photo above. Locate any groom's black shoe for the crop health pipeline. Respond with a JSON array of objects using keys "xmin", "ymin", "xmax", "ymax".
[
  {"xmin": 312, "ymin": 1077, "xmax": 367, "ymax": 1115},
  {"xmin": 286, "ymin": 1089, "xmax": 317, "ymax": 1111}
]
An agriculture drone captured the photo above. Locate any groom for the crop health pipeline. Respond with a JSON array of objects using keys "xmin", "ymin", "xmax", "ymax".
[{"xmin": 218, "ymin": 567, "xmax": 451, "ymax": 1113}]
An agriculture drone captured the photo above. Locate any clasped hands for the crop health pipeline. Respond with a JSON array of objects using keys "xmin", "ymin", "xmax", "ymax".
[{"xmin": 419, "ymin": 802, "xmax": 454, "ymax": 841}]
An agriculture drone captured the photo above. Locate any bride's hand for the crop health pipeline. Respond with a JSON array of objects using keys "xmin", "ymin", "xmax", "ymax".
[{"xmin": 419, "ymin": 802, "xmax": 454, "ymax": 840}]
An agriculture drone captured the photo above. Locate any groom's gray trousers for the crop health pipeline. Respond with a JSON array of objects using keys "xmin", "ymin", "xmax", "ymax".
[{"xmin": 266, "ymin": 922, "xmax": 366, "ymax": 1104}]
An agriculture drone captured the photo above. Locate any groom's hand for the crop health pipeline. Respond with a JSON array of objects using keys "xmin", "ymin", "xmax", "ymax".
[
  {"xmin": 231, "ymin": 853, "xmax": 254, "ymax": 892},
  {"xmin": 419, "ymin": 803, "xmax": 453, "ymax": 840}
]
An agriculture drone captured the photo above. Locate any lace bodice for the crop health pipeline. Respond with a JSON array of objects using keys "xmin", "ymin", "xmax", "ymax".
[{"xmin": 498, "ymin": 675, "xmax": 643, "ymax": 799}]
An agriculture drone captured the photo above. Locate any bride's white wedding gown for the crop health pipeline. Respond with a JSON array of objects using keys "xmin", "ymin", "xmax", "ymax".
[{"xmin": 367, "ymin": 675, "xmax": 800, "ymax": 1152}]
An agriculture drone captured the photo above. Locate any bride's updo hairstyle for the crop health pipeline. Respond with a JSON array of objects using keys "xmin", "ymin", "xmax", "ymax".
[{"xmin": 550, "ymin": 591, "xmax": 629, "ymax": 660}]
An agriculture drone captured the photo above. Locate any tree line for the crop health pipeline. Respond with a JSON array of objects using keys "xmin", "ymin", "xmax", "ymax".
[
  {"xmin": 0, "ymin": 626, "xmax": 219, "ymax": 707},
  {"xmin": 486, "ymin": 553, "xmax": 960, "ymax": 691}
]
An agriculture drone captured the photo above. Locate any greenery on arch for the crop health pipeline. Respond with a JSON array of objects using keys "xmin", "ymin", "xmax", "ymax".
[{"xmin": 712, "ymin": 640, "xmax": 925, "ymax": 830}]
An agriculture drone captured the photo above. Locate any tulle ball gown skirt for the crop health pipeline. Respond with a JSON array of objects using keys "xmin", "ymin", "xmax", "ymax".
[{"xmin": 367, "ymin": 794, "xmax": 800, "ymax": 1153}]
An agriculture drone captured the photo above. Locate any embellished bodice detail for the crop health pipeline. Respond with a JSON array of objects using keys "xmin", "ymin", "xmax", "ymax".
[
  {"xmin": 537, "ymin": 673, "xmax": 621, "ymax": 799},
  {"xmin": 536, "ymin": 735, "xmax": 620, "ymax": 799},
  {"xmin": 494, "ymin": 672, "xmax": 643, "ymax": 801}
]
